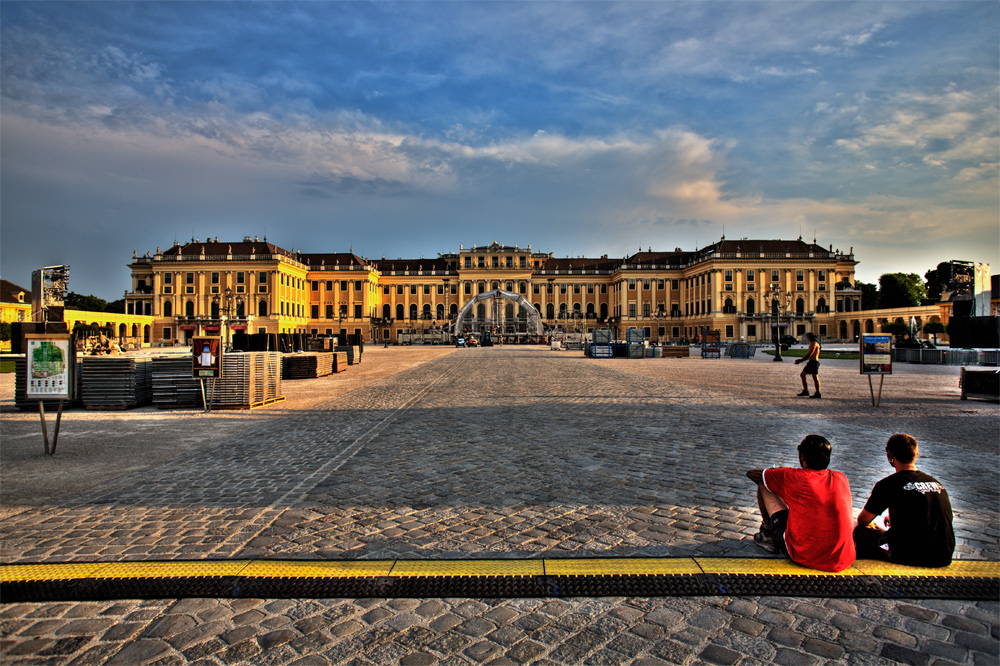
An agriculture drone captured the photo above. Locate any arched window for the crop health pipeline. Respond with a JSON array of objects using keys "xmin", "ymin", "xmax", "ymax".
[
  {"xmin": 505, "ymin": 304, "xmax": 514, "ymax": 319},
  {"xmin": 796, "ymin": 298, "xmax": 805, "ymax": 315},
  {"xmin": 746, "ymin": 298, "xmax": 755, "ymax": 316},
  {"xmin": 163, "ymin": 301, "xmax": 172, "ymax": 317},
  {"xmin": 186, "ymin": 301, "xmax": 195, "ymax": 317},
  {"xmin": 236, "ymin": 302, "xmax": 245, "ymax": 318},
  {"xmin": 211, "ymin": 302, "xmax": 220, "ymax": 319},
  {"xmin": 258, "ymin": 300, "xmax": 268, "ymax": 317},
  {"xmin": 450, "ymin": 304, "xmax": 458, "ymax": 316},
  {"xmin": 477, "ymin": 303, "xmax": 486, "ymax": 320},
  {"xmin": 143, "ymin": 325, "xmax": 150, "ymax": 343},
  {"xmin": 600, "ymin": 303, "xmax": 608, "ymax": 320},
  {"xmin": 724, "ymin": 298, "xmax": 735, "ymax": 314},
  {"xmin": 817, "ymin": 298, "xmax": 827, "ymax": 314},
  {"xmin": 396, "ymin": 304, "xmax": 404, "ymax": 320},
  {"xmin": 586, "ymin": 303, "xmax": 595, "ymax": 318},
  {"xmin": 546, "ymin": 303, "xmax": 555, "ymax": 319},
  {"xmin": 383, "ymin": 304, "xmax": 391, "ymax": 319},
  {"xmin": 409, "ymin": 304, "xmax": 418, "ymax": 320},
  {"xmin": 422, "ymin": 304, "xmax": 431, "ymax": 320},
  {"xmin": 506, "ymin": 282, "xmax": 513, "ymax": 291},
  {"xmin": 437, "ymin": 304, "xmax": 445, "ymax": 320}
]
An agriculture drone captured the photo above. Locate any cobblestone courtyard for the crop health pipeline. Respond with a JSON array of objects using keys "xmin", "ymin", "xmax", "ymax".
[{"xmin": 1, "ymin": 346, "xmax": 998, "ymax": 665}]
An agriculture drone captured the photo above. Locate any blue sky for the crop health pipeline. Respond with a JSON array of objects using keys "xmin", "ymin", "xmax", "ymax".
[{"xmin": 2, "ymin": 1, "xmax": 997, "ymax": 300}]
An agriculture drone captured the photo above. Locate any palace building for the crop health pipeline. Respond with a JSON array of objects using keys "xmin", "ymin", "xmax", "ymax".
[{"xmin": 126, "ymin": 236, "xmax": 869, "ymax": 345}]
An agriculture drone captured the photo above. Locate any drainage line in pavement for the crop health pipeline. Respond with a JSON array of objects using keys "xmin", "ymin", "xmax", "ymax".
[{"xmin": 2, "ymin": 558, "xmax": 996, "ymax": 603}]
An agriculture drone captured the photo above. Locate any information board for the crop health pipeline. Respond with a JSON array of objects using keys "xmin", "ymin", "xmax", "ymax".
[
  {"xmin": 24, "ymin": 334, "xmax": 73, "ymax": 399},
  {"xmin": 192, "ymin": 336, "xmax": 223, "ymax": 378},
  {"xmin": 860, "ymin": 334, "xmax": 893, "ymax": 375}
]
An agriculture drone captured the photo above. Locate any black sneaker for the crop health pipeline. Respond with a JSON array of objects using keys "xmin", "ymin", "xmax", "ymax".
[
  {"xmin": 809, "ymin": 393, "xmax": 822, "ymax": 399},
  {"xmin": 796, "ymin": 390, "xmax": 810, "ymax": 397},
  {"xmin": 753, "ymin": 530, "xmax": 778, "ymax": 554}
]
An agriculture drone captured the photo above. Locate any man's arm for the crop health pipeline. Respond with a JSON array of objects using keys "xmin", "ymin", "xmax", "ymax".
[
  {"xmin": 746, "ymin": 469, "xmax": 764, "ymax": 484},
  {"xmin": 856, "ymin": 508, "xmax": 879, "ymax": 529}
]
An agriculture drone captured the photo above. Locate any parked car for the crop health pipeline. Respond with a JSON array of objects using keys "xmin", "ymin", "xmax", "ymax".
[{"xmin": 778, "ymin": 335, "xmax": 799, "ymax": 347}]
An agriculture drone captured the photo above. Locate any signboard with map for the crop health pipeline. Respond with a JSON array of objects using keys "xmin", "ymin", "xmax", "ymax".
[
  {"xmin": 860, "ymin": 334, "xmax": 893, "ymax": 375},
  {"xmin": 24, "ymin": 334, "xmax": 74, "ymax": 399}
]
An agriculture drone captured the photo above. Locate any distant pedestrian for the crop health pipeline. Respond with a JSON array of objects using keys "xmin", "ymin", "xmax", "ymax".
[
  {"xmin": 854, "ymin": 434, "xmax": 955, "ymax": 567},
  {"xmin": 795, "ymin": 332, "xmax": 821, "ymax": 398}
]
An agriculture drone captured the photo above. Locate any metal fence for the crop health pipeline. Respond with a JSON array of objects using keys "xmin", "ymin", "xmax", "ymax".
[{"xmin": 893, "ymin": 348, "xmax": 996, "ymax": 366}]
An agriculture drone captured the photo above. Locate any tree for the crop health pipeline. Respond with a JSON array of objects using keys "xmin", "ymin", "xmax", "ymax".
[
  {"xmin": 105, "ymin": 299, "xmax": 126, "ymax": 314},
  {"xmin": 0, "ymin": 322, "xmax": 11, "ymax": 343},
  {"xmin": 64, "ymin": 292, "xmax": 109, "ymax": 313},
  {"xmin": 924, "ymin": 263, "xmax": 951, "ymax": 304},
  {"xmin": 878, "ymin": 273, "xmax": 926, "ymax": 309},
  {"xmin": 856, "ymin": 281, "xmax": 879, "ymax": 310},
  {"xmin": 881, "ymin": 321, "xmax": 910, "ymax": 338},
  {"xmin": 923, "ymin": 321, "xmax": 946, "ymax": 343}
]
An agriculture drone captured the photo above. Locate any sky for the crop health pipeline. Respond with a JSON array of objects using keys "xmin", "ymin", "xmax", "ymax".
[{"xmin": 1, "ymin": 1, "xmax": 997, "ymax": 301}]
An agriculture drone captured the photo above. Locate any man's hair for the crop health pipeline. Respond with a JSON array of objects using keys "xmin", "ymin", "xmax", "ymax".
[
  {"xmin": 798, "ymin": 434, "xmax": 832, "ymax": 470},
  {"xmin": 886, "ymin": 433, "xmax": 918, "ymax": 464},
  {"xmin": 806, "ymin": 332, "xmax": 817, "ymax": 342}
]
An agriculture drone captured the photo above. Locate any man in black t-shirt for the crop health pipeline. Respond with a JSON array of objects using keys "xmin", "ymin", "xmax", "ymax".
[{"xmin": 854, "ymin": 434, "xmax": 955, "ymax": 567}]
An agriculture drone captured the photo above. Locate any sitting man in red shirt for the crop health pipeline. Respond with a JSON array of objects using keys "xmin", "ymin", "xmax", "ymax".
[{"xmin": 746, "ymin": 434, "xmax": 856, "ymax": 572}]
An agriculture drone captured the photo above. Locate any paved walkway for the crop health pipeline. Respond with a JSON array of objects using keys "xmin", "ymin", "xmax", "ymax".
[{"xmin": 1, "ymin": 346, "xmax": 997, "ymax": 665}]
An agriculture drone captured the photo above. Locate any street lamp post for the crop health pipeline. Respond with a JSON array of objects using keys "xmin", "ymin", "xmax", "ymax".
[
  {"xmin": 212, "ymin": 287, "xmax": 245, "ymax": 351},
  {"xmin": 766, "ymin": 284, "xmax": 789, "ymax": 362}
]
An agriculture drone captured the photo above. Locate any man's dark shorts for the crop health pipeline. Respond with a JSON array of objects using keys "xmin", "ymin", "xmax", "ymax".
[
  {"xmin": 803, "ymin": 360, "xmax": 820, "ymax": 375},
  {"xmin": 769, "ymin": 509, "xmax": 790, "ymax": 556}
]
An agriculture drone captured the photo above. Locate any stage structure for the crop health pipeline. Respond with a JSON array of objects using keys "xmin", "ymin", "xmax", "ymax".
[{"xmin": 453, "ymin": 289, "xmax": 544, "ymax": 342}]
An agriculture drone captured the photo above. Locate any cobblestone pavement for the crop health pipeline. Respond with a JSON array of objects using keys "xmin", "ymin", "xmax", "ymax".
[{"xmin": 1, "ymin": 346, "xmax": 998, "ymax": 665}]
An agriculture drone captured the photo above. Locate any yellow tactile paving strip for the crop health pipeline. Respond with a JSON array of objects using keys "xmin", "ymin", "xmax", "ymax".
[{"xmin": 2, "ymin": 558, "xmax": 996, "ymax": 584}]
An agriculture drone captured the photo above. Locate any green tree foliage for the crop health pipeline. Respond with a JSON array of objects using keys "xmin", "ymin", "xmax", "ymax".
[
  {"xmin": 64, "ymin": 292, "xmax": 109, "ymax": 313},
  {"xmin": 924, "ymin": 263, "xmax": 951, "ymax": 304},
  {"xmin": 881, "ymin": 321, "xmax": 910, "ymax": 338},
  {"xmin": 878, "ymin": 273, "xmax": 926, "ymax": 309},
  {"xmin": 0, "ymin": 321, "xmax": 11, "ymax": 342},
  {"xmin": 923, "ymin": 321, "xmax": 946, "ymax": 342},
  {"xmin": 856, "ymin": 281, "xmax": 879, "ymax": 310},
  {"xmin": 105, "ymin": 298, "xmax": 126, "ymax": 314}
]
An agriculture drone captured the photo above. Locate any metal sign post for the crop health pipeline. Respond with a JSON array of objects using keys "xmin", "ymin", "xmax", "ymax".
[
  {"xmin": 24, "ymin": 333, "xmax": 74, "ymax": 455},
  {"xmin": 860, "ymin": 334, "xmax": 893, "ymax": 407}
]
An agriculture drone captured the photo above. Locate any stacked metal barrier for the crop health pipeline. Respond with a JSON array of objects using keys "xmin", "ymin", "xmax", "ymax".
[
  {"xmin": 152, "ymin": 355, "xmax": 202, "ymax": 408},
  {"xmin": 81, "ymin": 357, "xmax": 153, "ymax": 409}
]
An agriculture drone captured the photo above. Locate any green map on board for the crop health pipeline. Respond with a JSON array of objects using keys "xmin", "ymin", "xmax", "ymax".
[{"xmin": 31, "ymin": 341, "xmax": 66, "ymax": 378}]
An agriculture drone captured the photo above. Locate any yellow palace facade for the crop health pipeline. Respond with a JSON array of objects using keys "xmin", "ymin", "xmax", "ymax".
[{"xmin": 126, "ymin": 236, "xmax": 874, "ymax": 345}]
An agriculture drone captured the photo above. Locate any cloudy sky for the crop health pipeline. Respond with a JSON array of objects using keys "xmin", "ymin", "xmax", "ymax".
[{"xmin": 2, "ymin": 1, "xmax": 997, "ymax": 300}]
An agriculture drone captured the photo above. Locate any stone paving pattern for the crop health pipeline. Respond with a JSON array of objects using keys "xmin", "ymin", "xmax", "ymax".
[{"xmin": 1, "ymin": 346, "xmax": 998, "ymax": 664}]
